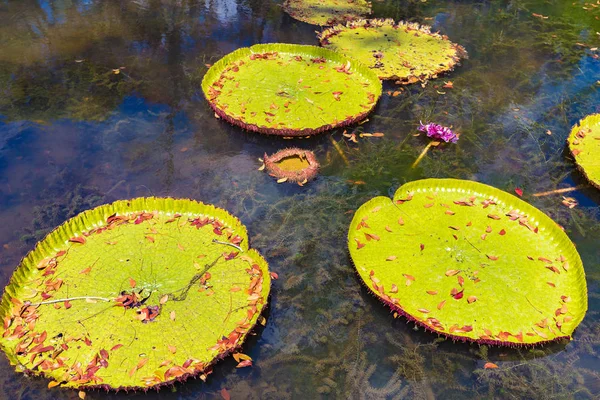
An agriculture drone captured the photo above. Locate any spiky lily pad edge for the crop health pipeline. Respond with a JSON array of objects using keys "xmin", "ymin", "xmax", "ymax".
[
  {"xmin": 0, "ymin": 197, "xmax": 272, "ymax": 392},
  {"xmin": 318, "ymin": 19, "xmax": 468, "ymax": 83},
  {"xmin": 201, "ymin": 43, "xmax": 383, "ymax": 137},
  {"xmin": 347, "ymin": 179, "xmax": 587, "ymax": 347},
  {"xmin": 567, "ymin": 114, "xmax": 600, "ymax": 190},
  {"xmin": 264, "ymin": 148, "xmax": 319, "ymax": 183}
]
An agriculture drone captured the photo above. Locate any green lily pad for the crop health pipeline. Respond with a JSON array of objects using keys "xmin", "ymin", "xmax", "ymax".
[
  {"xmin": 348, "ymin": 179, "xmax": 587, "ymax": 345},
  {"xmin": 0, "ymin": 198, "xmax": 270, "ymax": 390},
  {"xmin": 202, "ymin": 44, "xmax": 382, "ymax": 137},
  {"xmin": 567, "ymin": 114, "xmax": 600, "ymax": 189},
  {"xmin": 319, "ymin": 19, "xmax": 467, "ymax": 82},
  {"xmin": 283, "ymin": 0, "xmax": 372, "ymax": 26}
]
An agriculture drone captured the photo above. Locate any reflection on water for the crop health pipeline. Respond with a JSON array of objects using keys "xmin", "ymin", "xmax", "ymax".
[{"xmin": 0, "ymin": 0, "xmax": 599, "ymax": 398}]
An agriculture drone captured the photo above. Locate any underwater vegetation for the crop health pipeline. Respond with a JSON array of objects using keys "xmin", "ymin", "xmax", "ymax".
[{"xmin": 0, "ymin": 198, "xmax": 270, "ymax": 390}]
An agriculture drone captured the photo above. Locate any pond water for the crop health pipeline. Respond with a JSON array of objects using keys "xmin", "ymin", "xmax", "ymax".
[{"xmin": 0, "ymin": 0, "xmax": 599, "ymax": 399}]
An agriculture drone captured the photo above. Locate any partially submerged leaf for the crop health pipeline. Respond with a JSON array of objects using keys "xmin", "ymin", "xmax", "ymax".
[{"xmin": 282, "ymin": 0, "xmax": 371, "ymax": 26}]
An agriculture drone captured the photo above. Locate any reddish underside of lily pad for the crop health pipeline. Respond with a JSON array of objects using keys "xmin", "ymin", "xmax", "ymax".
[{"xmin": 264, "ymin": 148, "xmax": 319, "ymax": 184}]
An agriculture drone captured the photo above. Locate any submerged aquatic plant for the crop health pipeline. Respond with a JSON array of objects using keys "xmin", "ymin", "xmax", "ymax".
[
  {"xmin": 347, "ymin": 179, "xmax": 587, "ymax": 346},
  {"xmin": 201, "ymin": 43, "xmax": 382, "ymax": 137},
  {"xmin": 0, "ymin": 198, "xmax": 271, "ymax": 391}
]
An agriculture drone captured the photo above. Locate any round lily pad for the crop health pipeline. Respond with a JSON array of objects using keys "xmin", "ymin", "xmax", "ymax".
[
  {"xmin": 202, "ymin": 44, "xmax": 382, "ymax": 137},
  {"xmin": 319, "ymin": 19, "xmax": 467, "ymax": 82},
  {"xmin": 0, "ymin": 198, "xmax": 270, "ymax": 390},
  {"xmin": 283, "ymin": 0, "xmax": 372, "ymax": 26},
  {"xmin": 263, "ymin": 148, "xmax": 319, "ymax": 185},
  {"xmin": 348, "ymin": 179, "xmax": 587, "ymax": 346},
  {"xmin": 567, "ymin": 114, "xmax": 600, "ymax": 189}
]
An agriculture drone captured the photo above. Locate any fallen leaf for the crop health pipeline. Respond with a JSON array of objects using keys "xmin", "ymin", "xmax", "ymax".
[
  {"xmin": 236, "ymin": 360, "xmax": 252, "ymax": 368},
  {"xmin": 484, "ymin": 362, "xmax": 498, "ymax": 369},
  {"xmin": 221, "ymin": 388, "xmax": 231, "ymax": 400}
]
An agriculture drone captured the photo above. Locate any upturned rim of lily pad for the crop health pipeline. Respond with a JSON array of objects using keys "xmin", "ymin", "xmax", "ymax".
[
  {"xmin": 348, "ymin": 179, "xmax": 587, "ymax": 347},
  {"xmin": 201, "ymin": 43, "xmax": 382, "ymax": 137},
  {"xmin": 318, "ymin": 19, "xmax": 468, "ymax": 82},
  {"xmin": 264, "ymin": 148, "xmax": 319, "ymax": 184},
  {"xmin": 567, "ymin": 114, "xmax": 600, "ymax": 190},
  {"xmin": 0, "ymin": 197, "xmax": 271, "ymax": 391}
]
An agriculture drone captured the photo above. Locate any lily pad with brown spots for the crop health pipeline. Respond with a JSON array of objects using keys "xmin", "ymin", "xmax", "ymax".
[
  {"xmin": 0, "ymin": 198, "xmax": 270, "ymax": 390},
  {"xmin": 202, "ymin": 44, "xmax": 382, "ymax": 136},
  {"xmin": 319, "ymin": 19, "xmax": 467, "ymax": 83},
  {"xmin": 567, "ymin": 114, "xmax": 600, "ymax": 189},
  {"xmin": 348, "ymin": 179, "xmax": 587, "ymax": 346}
]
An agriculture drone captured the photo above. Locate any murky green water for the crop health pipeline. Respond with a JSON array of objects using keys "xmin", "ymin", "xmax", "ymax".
[{"xmin": 0, "ymin": 0, "xmax": 599, "ymax": 398}]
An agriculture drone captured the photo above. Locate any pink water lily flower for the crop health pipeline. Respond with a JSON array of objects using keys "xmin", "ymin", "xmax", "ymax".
[{"xmin": 418, "ymin": 122, "xmax": 459, "ymax": 143}]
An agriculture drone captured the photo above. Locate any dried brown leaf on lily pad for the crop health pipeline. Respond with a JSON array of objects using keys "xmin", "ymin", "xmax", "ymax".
[
  {"xmin": 348, "ymin": 179, "xmax": 587, "ymax": 346},
  {"xmin": 0, "ymin": 198, "xmax": 271, "ymax": 390}
]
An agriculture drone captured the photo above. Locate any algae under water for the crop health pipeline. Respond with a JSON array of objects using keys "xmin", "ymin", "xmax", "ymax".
[{"xmin": 0, "ymin": 0, "xmax": 599, "ymax": 398}]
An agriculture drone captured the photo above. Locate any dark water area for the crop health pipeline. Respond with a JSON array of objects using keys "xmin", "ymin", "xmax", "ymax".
[{"xmin": 0, "ymin": 0, "xmax": 599, "ymax": 399}]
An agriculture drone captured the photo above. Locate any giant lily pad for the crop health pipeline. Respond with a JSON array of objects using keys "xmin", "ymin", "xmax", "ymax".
[
  {"xmin": 319, "ymin": 19, "xmax": 467, "ymax": 82},
  {"xmin": 283, "ymin": 0, "xmax": 372, "ymax": 26},
  {"xmin": 202, "ymin": 44, "xmax": 382, "ymax": 136},
  {"xmin": 348, "ymin": 179, "xmax": 587, "ymax": 345},
  {"xmin": 567, "ymin": 114, "xmax": 600, "ymax": 189},
  {"xmin": 0, "ymin": 198, "xmax": 270, "ymax": 390}
]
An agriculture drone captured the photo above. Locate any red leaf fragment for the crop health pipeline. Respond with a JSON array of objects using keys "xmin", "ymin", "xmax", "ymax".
[
  {"xmin": 484, "ymin": 362, "xmax": 499, "ymax": 369},
  {"xmin": 69, "ymin": 236, "xmax": 86, "ymax": 244},
  {"xmin": 221, "ymin": 388, "xmax": 231, "ymax": 400},
  {"xmin": 236, "ymin": 360, "xmax": 252, "ymax": 368},
  {"xmin": 515, "ymin": 188, "xmax": 523, "ymax": 197},
  {"xmin": 270, "ymin": 272, "xmax": 279, "ymax": 280}
]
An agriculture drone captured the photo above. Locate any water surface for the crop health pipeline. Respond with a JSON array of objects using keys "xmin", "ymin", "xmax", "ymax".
[{"xmin": 0, "ymin": 0, "xmax": 599, "ymax": 399}]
